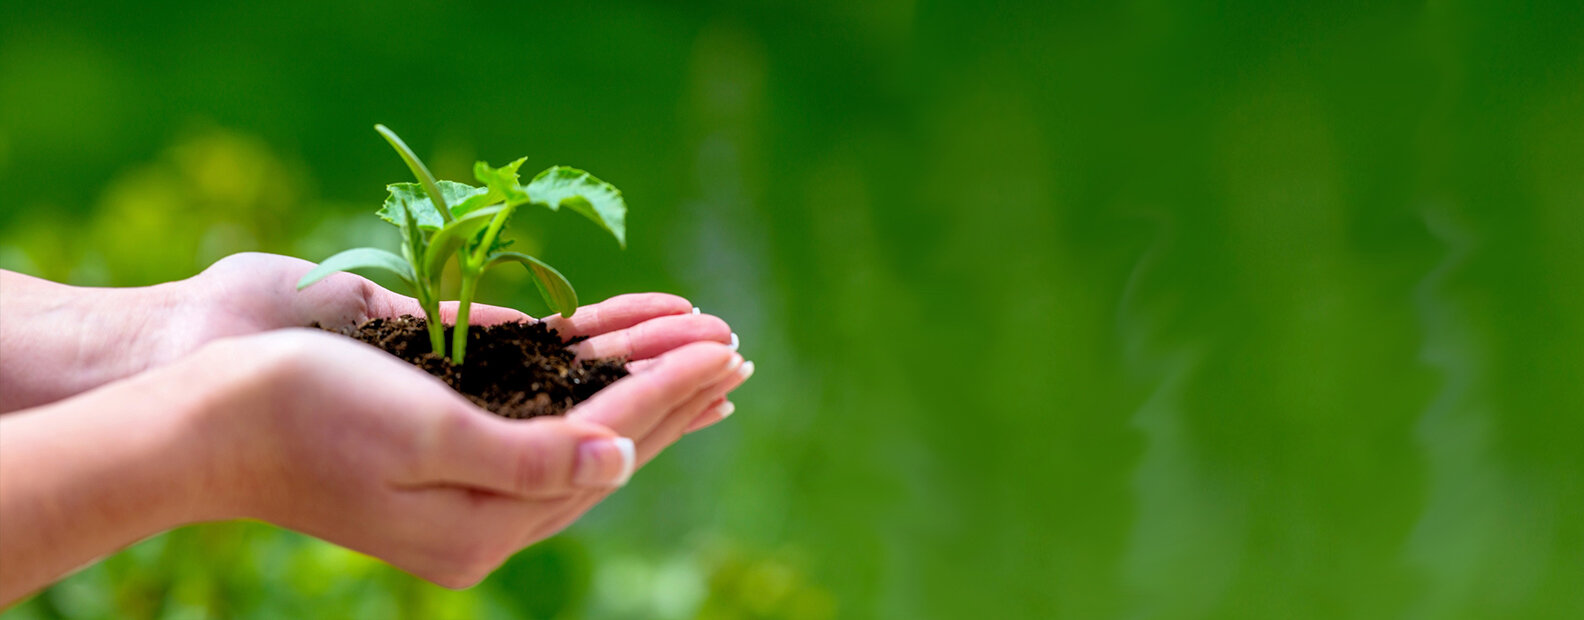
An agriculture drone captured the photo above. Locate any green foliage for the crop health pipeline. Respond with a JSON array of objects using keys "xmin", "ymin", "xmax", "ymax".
[
  {"xmin": 524, "ymin": 166, "xmax": 628, "ymax": 248},
  {"xmin": 374, "ymin": 125, "xmax": 454, "ymax": 227},
  {"xmin": 488, "ymin": 252, "xmax": 578, "ymax": 317},
  {"xmin": 297, "ymin": 125, "xmax": 627, "ymax": 363},
  {"xmin": 377, "ymin": 181, "xmax": 489, "ymax": 231},
  {"xmin": 297, "ymin": 247, "xmax": 415, "ymax": 289},
  {"xmin": 422, "ymin": 205, "xmax": 507, "ymax": 278}
]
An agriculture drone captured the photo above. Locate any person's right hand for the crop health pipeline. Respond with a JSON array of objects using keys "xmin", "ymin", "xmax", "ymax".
[
  {"xmin": 1, "ymin": 326, "xmax": 750, "ymax": 601},
  {"xmin": 192, "ymin": 329, "xmax": 750, "ymax": 587}
]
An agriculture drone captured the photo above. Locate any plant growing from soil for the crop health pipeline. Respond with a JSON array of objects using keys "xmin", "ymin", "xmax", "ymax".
[{"xmin": 297, "ymin": 125, "xmax": 627, "ymax": 365}]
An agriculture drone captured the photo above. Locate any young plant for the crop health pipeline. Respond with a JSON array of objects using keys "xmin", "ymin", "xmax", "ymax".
[{"xmin": 297, "ymin": 124, "xmax": 627, "ymax": 364}]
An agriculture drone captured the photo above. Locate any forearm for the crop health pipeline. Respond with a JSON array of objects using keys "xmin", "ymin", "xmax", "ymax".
[
  {"xmin": 0, "ymin": 364, "xmax": 229, "ymax": 606},
  {"xmin": 0, "ymin": 271, "xmax": 177, "ymax": 412}
]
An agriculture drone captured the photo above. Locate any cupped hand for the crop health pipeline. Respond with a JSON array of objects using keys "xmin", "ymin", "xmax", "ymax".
[
  {"xmin": 167, "ymin": 252, "xmax": 734, "ymax": 360},
  {"xmin": 0, "ymin": 253, "xmax": 752, "ymax": 598},
  {"xmin": 1, "ymin": 251, "xmax": 737, "ymax": 411},
  {"xmin": 181, "ymin": 252, "xmax": 745, "ymax": 431},
  {"xmin": 200, "ymin": 329, "xmax": 750, "ymax": 587}
]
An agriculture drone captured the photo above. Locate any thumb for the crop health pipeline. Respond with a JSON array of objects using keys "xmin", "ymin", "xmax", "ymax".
[{"xmin": 418, "ymin": 413, "xmax": 636, "ymax": 499}]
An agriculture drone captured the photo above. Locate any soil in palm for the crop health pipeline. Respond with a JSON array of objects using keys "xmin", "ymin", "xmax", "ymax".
[{"xmin": 323, "ymin": 315, "xmax": 627, "ymax": 419}]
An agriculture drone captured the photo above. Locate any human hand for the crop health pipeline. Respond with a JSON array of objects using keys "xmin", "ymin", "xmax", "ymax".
[
  {"xmin": 202, "ymin": 329, "xmax": 751, "ymax": 587},
  {"xmin": 176, "ymin": 252, "xmax": 745, "ymax": 431},
  {"xmin": 0, "ymin": 252, "xmax": 735, "ymax": 412},
  {"xmin": 166, "ymin": 251, "xmax": 734, "ymax": 362},
  {"xmin": 0, "ymin": 327, "xmax": 751, "ymax": 601}
]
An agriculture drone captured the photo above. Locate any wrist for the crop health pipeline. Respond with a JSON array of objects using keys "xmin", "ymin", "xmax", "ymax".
[
  {"xmin": 0, "ymin": 351, "xmax": 230, "ymax": 602},
  {"xmin": 0, "ymin": 272, "xmax": 183, "ymax": 411},
  {"xmin": 80, "ymin": 348, "xmax": 241, "ymax": 524},
  {"xmin": 45, "ymin": 335, "xmax": 280, "ymax": 524},
  {"xmin": 149, "ymin": 335, "xmax": 291, "ymax": 522},
  {"xmin": 165, "ymin": 333, "xmax": 325, "ymax": 524}
]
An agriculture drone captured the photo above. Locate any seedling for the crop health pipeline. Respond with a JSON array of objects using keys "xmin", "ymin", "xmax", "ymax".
[{"xmin": 298, "ymin": 124, "xmax": 627, "ymax": 364}]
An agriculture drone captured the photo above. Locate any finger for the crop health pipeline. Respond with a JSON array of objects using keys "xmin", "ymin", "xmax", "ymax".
[
  {"xmin": 363, "ymin": 288, "xmax": 426, "ymax": 321},
  {"xmin": 636, "ymin": 360, "xmax": 754, "ymax": 463},
  {"xmin": 436, "ymin": 301, "xmax": 530, "ymax": 326},
  {"xmin": 412, "ymin": 414, "xmax": 636, "ymax": 499},
  {"xmin": 624, "ymin": 359, "xmax": 660, "ymax": 374},
  {"xmin": 571, "ymin": 314, "xmax": 732, "ymax": 361},
  {"xmin": 568, "ymin": 342, "xmax": 740, "ymax": 440},
  {"xmin": 368, "ymin": 289, "xmax": 532, "ymax": 326},
  {"xmin": 539, "ymin": 293, "xmax": 694, "ymax": 339},
  {"xmin": 624, "ymin": 330, "xmax": 741, "ymax": 373},
  {"xmin": 684, "ymin": 399, "xmax": 733, "ymax": 434},
  {"xmin": 517, "ymin": 360, "xmax": 752, "ymax": 546}
]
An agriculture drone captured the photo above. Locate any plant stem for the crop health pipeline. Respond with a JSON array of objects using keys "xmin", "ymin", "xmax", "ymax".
[
  {"xmin": 470, "ymin": 204, "xmax": 517, "ymax": 265},
  {"xmin": 425, "ymin": 305, "xmax": 446, "ymax": 356},
  {"xmin": 416, "ymin": 280, "xmax": 446, "ymax": 356},
  {"xmin": 450, "ymin": 204, "xmax": 518, "ymax": 364},
  {"xmin": 451, "ymin": 271, "xmax": 480, "ymax": 364}
]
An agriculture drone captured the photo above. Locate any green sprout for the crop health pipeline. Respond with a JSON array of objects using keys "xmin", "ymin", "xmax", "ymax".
[{"xmin": 297, "ymin": 124, "xmax": 627, "ymax": 364}]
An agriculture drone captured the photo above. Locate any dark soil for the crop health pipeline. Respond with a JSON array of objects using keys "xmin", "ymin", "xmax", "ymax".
[{"xmin": 321, "ymin": 315, "xmax": 628, "ymax": 419}]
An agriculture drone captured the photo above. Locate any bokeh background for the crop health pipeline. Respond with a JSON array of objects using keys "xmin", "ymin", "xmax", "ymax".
[{"xmin": 4, "ymin": 0, "xmax": 1584, "ymax": 618}]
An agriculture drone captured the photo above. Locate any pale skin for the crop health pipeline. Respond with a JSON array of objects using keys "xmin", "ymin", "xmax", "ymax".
[{"xmin": 0, "ymin": 253, "xmax": 750, "ymax": 606}]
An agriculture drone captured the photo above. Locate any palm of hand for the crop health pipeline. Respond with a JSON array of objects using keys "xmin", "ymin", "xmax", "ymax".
[{"xmin": 177, "ymin": 253, "xmax": 741, "ymax": 587}]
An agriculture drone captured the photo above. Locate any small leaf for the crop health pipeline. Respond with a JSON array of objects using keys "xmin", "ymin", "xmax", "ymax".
[
  {"xmin": 297, "ymin": 248, "xmax": 416, "ymax": 290},
  {"xmin": 453, "ymin": 190, "xmax": 502, "ymax": 217},
  {"xmin": 474, "ymin": 158, "xmax": 530, "ymax": 205},
  {"xmin": 375, "ymin": 124, "xmax": 454, "ymax": 225},
  {"xmin": 525, "ymin": 166, "xmax": 627, "ymax": 248},
  {"xmin": 378, "ymin": 183, "xmax": 435, "ymax": 229},
  {"xmin": 423, "ymin": 205, "xmax": 507, "ymax": 277},
  {"xmin": 378, "ymin": 181, "xmax": 488, "ymax": 231},
  {"xmin": 488, "ymin": 252, "xmax": 578, "ymax": 317}
]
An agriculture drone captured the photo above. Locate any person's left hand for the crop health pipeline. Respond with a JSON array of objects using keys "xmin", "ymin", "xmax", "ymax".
[
  {"xmin": 168, "ymin": 252, "xmax": 733, "ymax": 362},
  {"xmin": 0, "ymin": 252, "xmax": 735, "ymax": 412}
]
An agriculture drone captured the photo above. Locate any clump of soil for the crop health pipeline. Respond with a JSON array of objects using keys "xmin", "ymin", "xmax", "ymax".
[{"xmin": 322, "ymin": 315, "xmax": 628, "ymax": 419}]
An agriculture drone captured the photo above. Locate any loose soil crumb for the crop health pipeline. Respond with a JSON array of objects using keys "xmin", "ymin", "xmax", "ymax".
[{"xmin": 322, "ymin": 315, "xmax": 628, "ymax": 419}]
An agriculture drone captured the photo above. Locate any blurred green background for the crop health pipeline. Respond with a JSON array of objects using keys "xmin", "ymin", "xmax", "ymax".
[{"xmin": 4, "ymin": 0, "xmax": 1584, "ymax": 618}]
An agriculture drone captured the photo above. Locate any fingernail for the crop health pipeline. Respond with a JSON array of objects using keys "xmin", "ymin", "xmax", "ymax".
[
  {"xmin": 737, "ymin": 360, "xmax": 756, "ymax": 381},
  {"xmin": 729, "ymin": 332, "xmax": 740, "ymax": 351},
  {"xmin": 712, "ymin": 400, "xmax": 736, "ymax": 419},
  {"xmin": 692, "ymin": 306, "xmax": 701, "ymax": 315},
  {"xmin": 574, "ymin": 437, "xmax": 636, "ymax": 488}
]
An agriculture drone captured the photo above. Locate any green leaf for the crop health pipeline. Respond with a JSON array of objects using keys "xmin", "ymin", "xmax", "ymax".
[
  {"xmin": 423, "ymin": 205, "xmax": 507, "ymax": 277},
  {"xmin": 297, "ymin": 248, "xmax": 416, "ymax": 290},
  {"xmin": 375, "ymin": 124, "xmax": 454, "ymax": 225},
  {"xmin": 378, "ymin": 181, "xmax": 488, "ymax": 231},
  {"xmin": 488, "ymin": 252, "xmax": 579, "ymax": 317},
  {"xmin": 453, "ymin": 190, "xmax": 501, "ymax": 216},
  {"xmin": 473, "ymin": 158, "xmax": 530, "ymax": 205},
  {"xmin": 525, "ymin": 166, "xmax": 627, "ymax": 248}
]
